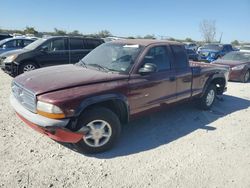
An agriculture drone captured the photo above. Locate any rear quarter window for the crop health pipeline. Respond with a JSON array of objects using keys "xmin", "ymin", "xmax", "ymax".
[{"xmin": 171, "ymin": 45, "xmax": 188, "ymax": 69}]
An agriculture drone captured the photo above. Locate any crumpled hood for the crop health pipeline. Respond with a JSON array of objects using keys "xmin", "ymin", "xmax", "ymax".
[{"xmin": 14, "ymin": 64, "xmax": 129, "ymax": 95}]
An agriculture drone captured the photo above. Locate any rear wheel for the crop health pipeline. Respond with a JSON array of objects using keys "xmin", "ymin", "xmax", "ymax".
[
  {"xmin": 242, "ymin": 70, "xmax": 250, "ymax": 83},
  {"xmin": 74, "ymin": 107, "xmax": 121, "ymax": 154},
  {"xmin": 19, "ymin": 62, "xmax": 38, "ymax": 74},
  {"xmin": 198, "ymin": 84, "xmax": 216, "ymax": 110}
]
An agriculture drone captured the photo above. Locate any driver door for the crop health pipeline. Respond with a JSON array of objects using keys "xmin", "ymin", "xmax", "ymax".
[{"xmin": 128, "ymin": 45, "xmax": 177, "ymax": 116}]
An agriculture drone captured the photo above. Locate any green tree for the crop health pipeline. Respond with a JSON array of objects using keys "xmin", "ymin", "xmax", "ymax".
[
  {"xmin": 54, "ymin": 28, "xmax": 67, "ymax": 35},
  {"xmin": 231, "ymin": 40, "xmax": 239, "ymax": 46},
  {"xmin": 68, "ymin": 30, "xmax": 81, "ymax": 36},
  {"xmin": 24, "ymin": 26, "xmax": 38, "ymax": 35},
  {"xmin": 97, "ymin": 30, "xmax": 112, "ymax": 38},
  {"xmin": 143, "ymin": 34, "xmax": 156, "ymax": 39},
  {"xmin": 185, "ymin": 37, "xmax": 194, "ymax": 42}
]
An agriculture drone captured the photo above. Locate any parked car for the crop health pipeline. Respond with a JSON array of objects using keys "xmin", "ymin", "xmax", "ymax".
[
  {"xmin": 197, "ymin": 44, "xmax": 235, "ymax": 62},
  {"xmin": 186, "ymin": 49, "xmax": 200, "ymax": 61},
  {"xmin": 240, "ymin": 45, "xmax": 250, "ymax": 53},
  {"xmin": 0, "ymin": 36, "xmax": 104, "ymax": 76},
  {"xmin": 184, "ymin": 42, "xmax": 198, "ymax": 51},
  {"xmin": 0, "ymin": 37, "xmax": 36, "ymax": 55},
  {"xmin": 0, "ymin": 33, "xmax": 12, "ymax": 41},
  {"xmin": 212, "ymin": 51, "xmax": 250, "ymax": 82},
  {"xmin": 10, "ymin": 39, "xmax": 229, "ymax": 153}
]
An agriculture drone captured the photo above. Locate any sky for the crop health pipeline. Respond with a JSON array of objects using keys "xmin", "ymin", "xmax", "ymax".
[{"xmin": 0, "ymin": 0, "xmax": 249, "ymax": 43}]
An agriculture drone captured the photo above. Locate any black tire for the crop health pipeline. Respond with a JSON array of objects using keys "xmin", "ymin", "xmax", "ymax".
[
  {"xmin": 242, "ymin": 70, "xmax": 250, "ymax": 83},
  {"xmin": 19, "ymin": 62, "xmax": 38, "ymax": 74},
  {"xmin": 198, "ymin": 84, "xmax": 216, "ymax": 110},
  {"xmin": 74, "ymin": 107, "xmax": 121, "ymax": 154}
]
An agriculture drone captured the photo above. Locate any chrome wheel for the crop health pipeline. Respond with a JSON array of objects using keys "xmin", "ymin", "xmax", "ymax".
[
  {"xmin": 244, "ymin": 71, "xmax": 250, "ymax": 82},
  {"xmin": 83, "ymin": 120, "xmax": 112, "ymax": 148},
  {"xmin": 23, "ymin": 64, "xmax": 36, "ymax": 72},
  {"xmin": 206, "ymin": 89, "xmax": 215, "ymax": 106}
]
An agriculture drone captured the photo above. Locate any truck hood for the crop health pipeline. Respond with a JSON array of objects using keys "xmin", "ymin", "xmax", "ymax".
[{"xmin": 14, "ymin": 64, "xmax": 129, "ymax": 95}]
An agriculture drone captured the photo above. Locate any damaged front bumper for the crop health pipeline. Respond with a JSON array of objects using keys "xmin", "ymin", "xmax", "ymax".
[{"xmin": 10, "ymin": 94, "xmax": 83, "ymax": 143}]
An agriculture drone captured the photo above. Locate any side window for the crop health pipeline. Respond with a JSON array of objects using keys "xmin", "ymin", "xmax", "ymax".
[
  {"xmin": 23, "ymin": 40, "xmax": 33, "ymax": 47},
  {"xmin": 51, "ymin": 39, "xmax": 65, "ymax": 51},
  {"xmin": 16, "ymin": 40, "xmax": 23, "ymax": 47},
  {"xmin": 3, "ymin": 40, "xmax": 16, "ymax": 48},
  {"xmin": 171, "ymin": 45, "xmax": 188, "ymax": 69},
  {"xmin": 70, "ymin": 38, "xmax": 84, "ymax": 50},
  {"xmin": 84, "ymin": 39, "xmax": 101, "ymax": 49},
  {"xmin": 142, "ymin": 46, "xmax": 171, "ymax": 72}
]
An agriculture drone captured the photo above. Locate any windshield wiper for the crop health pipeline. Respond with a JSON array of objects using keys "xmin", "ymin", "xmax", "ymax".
[
  {"xmin": 88, "ymin": 63, "xmax": 110, "ymax": 72},
  {"xmin": 78, "ymin": 59, "xmax": 87, "ymax": 68}
]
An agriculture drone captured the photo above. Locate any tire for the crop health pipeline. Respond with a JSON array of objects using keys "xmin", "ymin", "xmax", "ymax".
[
  {"xmin": 242, "ymin": 70, "xmax": 250, "ymax": 83},
  {"xmin": 19, "ymin": 62, "xmax": 38, "ymax": 74},
  {"xmin": 74, "ymin": 107, "xmax": 121, "ymax": 154},
  {"xmin": 198, "ymin": 84, "xmax": 216, "ymax": 110}
]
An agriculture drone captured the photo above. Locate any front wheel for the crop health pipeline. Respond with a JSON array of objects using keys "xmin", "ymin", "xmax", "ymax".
[
  {"xmin": 74, "ymin": 107, "xmax": 121, "ymax": 154},
  {"xmin": 198, "ymin": 84, "xmax": 216, "ymax": 110},
  {"xmin": 242, "ymin": 70, "xmax": 250, "ymax": 83},
  {"xmin": 19, "ymin": 62, "xmax": 38, "ymax": 74}
]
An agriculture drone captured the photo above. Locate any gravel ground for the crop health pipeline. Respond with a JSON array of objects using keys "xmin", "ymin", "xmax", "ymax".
[{"xmin": 0, "ymin": 69, "xmax": 250, "ymax": 188}]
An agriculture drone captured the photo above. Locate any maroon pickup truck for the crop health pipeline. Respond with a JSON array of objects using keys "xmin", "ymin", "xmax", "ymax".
[{"xmin": 10, "ymin": 39, "xmax": 229, "ymax": 153}]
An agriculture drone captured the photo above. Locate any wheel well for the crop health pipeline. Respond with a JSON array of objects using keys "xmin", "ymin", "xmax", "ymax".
[
  {"xmin": 211, "ymin": 77, "xmax": 225, "ymax": 95},
  {"xmin": 20, "ymin": 60, "xmax": 40, "ymax": 68},
  {"xmin": 83, "ymin": 99, "xmax": 129, "ymax": 124}
]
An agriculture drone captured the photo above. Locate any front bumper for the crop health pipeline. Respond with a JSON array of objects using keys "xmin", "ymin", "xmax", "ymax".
[
  {"xmin": 0, "ymin": 61, "xmax": 17, "ymax": 76},
  {"xmin": 10, "ymin": 94, "xmax": 83, "ymax": 143}
]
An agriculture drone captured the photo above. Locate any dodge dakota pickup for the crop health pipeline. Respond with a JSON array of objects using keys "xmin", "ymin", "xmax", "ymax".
[{"xmin": 10, "ymin": 39, "xmax": 229, "ymax": 153}]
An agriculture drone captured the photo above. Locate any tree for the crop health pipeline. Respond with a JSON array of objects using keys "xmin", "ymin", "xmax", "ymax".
[
  {"xmin": 54, "ymin": 28, "xmax": 67, "ymax": 35},
  {"xmin": 185, "ymin": 37, "xmax": 194, "ymax": 42},
  {"xmin": 199, "ymin": 19, "xmax": 216, "ymax": 43},
  {"xmin": 24, "ymin": 26, "xmax": 38, "ymax": 35},
  {"xmin": 97, "ymin": 30, "xmax": 112, "ymax": 38},
  {"xmin": 231, "ymin": 40, "xmax": 239, "ymax": 46},
  {"xmin": 68, "ymin": 30, "xmax": 81, "ymax": 36},
  {"xmin": 143, "ymin": 34, "xmax": 156, "ymax": 39}
]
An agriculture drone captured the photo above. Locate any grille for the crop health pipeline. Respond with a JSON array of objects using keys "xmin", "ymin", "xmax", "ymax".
[{"xmin": 12, "ymin": 81, "xmax": 37, "ymax": 113}]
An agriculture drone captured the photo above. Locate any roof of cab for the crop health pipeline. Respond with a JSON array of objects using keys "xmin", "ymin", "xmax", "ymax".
[{"xmin": 112, "ymin": 39, "xmax": 182, "ymax": 46}]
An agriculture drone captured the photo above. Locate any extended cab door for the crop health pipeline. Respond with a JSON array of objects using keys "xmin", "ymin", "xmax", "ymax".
[
  {"xmin": 170, "ymin": 45, "xmax": 192, "ymax": 100},
  {"xmin": 128, "ymin": 45, "xmax": 177, "ymax": 115},
  {"xmin": 37, "ymin": 38, "xmax": 69, "ymax": 67}
]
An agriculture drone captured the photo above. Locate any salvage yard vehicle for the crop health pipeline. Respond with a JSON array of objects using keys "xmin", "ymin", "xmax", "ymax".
[
  {"xmin": 0, "ymin": 37, "xmax": 36, "ymax": 55},
  {"xmin": 197, "ymin": 44, "xmax": 235, "ymax": 62},
  {"xmin": 10, "ymin": 39, "xmax": 229, "ymax": 153},
  {"xmin": 186, "ymin": 49, "xmax": 200, "ymax": 61},
  {"xmin": 0, "ymin": 36, "xmax": 104, "ymax": 76},
  {"xmin": 213, "ymin": 51, "xmax": 250, "ymax": 83}
]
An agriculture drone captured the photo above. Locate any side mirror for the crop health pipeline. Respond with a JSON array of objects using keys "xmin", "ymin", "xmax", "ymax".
[
  {"xmin": 2, "ymin": 44, "xmax": 6, "ymax": 49},
  {"xmin": 139, "ymin": 63, "xmax": 157, "ymax": 74},
  {"xmin": 40, "ymin": 46, "xmax": 48, "ymax": 52}
]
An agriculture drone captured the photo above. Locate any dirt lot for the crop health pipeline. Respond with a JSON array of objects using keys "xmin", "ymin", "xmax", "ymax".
[{"xmin": 0, "ymin": 69, "xmax": 250, "ymax": 188}]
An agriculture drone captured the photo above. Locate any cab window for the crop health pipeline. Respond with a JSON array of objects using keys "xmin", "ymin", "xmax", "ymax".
[{"xmin": 142, "ymin": 46, "xmax": 171, "ymax": 72}]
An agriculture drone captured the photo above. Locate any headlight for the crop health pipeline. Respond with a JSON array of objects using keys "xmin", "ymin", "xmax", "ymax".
[
  {"xmin": 37, "ymin": 101, "xmax": 65, "ymax": 119},
  {"xmin": 232, "ymin": 65, "xmax": 245, "ymax": 70},
  {"xmin": 3, "ymin": 54, "xmax": 18, "ymax": 63},
  {"xmin": 210, "ymin": 53, "xmax": 216, "ymax": 58}
]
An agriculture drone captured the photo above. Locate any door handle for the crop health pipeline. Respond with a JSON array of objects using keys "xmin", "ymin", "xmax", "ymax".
[{"xmin": 169, "ymin": 76, "xmax": 176, "ymax": 81}]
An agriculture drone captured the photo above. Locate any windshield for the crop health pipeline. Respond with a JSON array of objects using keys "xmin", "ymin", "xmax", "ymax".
[
  {"xmin": 79, "ymin": 42, "xmax": 143, "ymax": 73},
  {"xmin": 221, "ymin": 51, "xmax": 250, "ymax": 62},
  {"xmin": 24, "ymin": 38, "xmax": 47, "ymax": 50},
  {"xmin": 202, "ymin": 44, "xmax": 222, "ymax": 51},
  {"xmin": 0, "ymin": 38, "xmax": 11, "ymax": 46}
]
